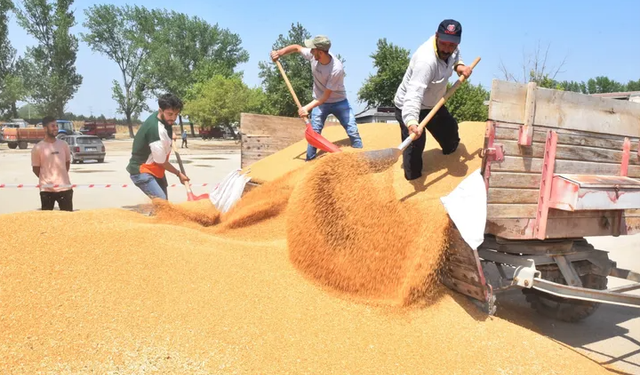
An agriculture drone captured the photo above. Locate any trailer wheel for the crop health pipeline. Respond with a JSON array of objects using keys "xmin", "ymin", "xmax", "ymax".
[
  {"xmin": 18, "ymin": 141, "xmax": 28, "ymax": 149},
  {"xmin": 8, "ymin": 143, "xmax": 17, "ymax": 149},
  {"xmin": 523, "ymin": 261, "xmax": 607, "ymax": 322}
]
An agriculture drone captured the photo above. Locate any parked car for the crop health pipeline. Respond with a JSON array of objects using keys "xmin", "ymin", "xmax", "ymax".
[{"xmin": 59, "ymin": 134, "xmax": 106, "ymax": 163}]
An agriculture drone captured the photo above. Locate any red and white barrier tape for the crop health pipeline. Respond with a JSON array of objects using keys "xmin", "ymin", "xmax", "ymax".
[{"xmin": 0, "ymin": 183, "xmax": 210, "ymax": 189}]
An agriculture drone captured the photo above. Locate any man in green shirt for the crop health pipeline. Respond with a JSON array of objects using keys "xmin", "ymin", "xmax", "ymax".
[{"xmin": 126, "ymin": 93, "xmax": 189, "ymax": 200}]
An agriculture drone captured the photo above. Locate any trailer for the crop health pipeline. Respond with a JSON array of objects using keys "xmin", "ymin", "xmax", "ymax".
[{"xmin": 442, "ymin": 79, "xmax": 640, "ymax": 321}]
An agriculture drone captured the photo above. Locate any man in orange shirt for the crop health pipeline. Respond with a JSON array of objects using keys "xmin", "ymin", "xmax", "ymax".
[{"xmin": 31, "ymin": 116, "xmax": 74, "ymax": 211}]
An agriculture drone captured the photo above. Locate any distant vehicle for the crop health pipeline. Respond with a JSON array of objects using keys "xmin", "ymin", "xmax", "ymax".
[
  {"xmin": 2, "ymin": 126, "xmax": 46, "ymax": 149},
  {"xmin": 55, "ymin": 120, "xmax": 76, "ymax": 136},
  {"xmin": 79, "ymin": 121, "xmax": 117, "ymax": 139},
  {"xmin": 199, "ymin": 127, "xmax": 223, "ymax": 140},
  {"xmin": 59, "ymin": 134, "xmax": 106, "ymax": 163}
]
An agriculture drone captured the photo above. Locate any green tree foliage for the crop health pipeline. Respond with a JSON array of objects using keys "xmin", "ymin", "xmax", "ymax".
[
  {"xmin": 0, "ymin": 0, "xmax": 27, "ymax": 119},
  {"xmin": 446, "ymin": 81, "xmax": 489, "ymax": 122},
  {"xmin": 183, "ymin": 74, "xmax": 264, "ymax": 132},
  {"xmin": 16, "ymin": 0, "xmax": 82, "ymax": 118},
  {"xmin": 357, "ymin": 38, "xmax": 410, "ymax": 108},
  {"xmin": 145, "ymin": 9, "xmax": 248, "ymax": 134},
  {"xmin": 258, "ymin": 23, "xmax": 314, "ymax": 117},
  {"xmin": 82, "ymin": 4, "xmax": 153, "ymax": 137}
]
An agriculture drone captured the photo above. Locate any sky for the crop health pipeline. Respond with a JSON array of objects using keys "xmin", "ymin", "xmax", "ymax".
[{"xmin": 6, "ymin": 0, "xmax": 640, "ymax": 120}]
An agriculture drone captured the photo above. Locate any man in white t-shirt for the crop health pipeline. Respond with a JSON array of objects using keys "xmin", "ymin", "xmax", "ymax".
[
  {"xmin": 31, "ymin": 116, "xmax": 73, "ymax": 211},
  {"xmin": 271, "ymin": 35, "xmax": 363, "ymax": 161},
  {"xmin": 393, "ymin": 19, "xmax": 473, "ymax": 180}
]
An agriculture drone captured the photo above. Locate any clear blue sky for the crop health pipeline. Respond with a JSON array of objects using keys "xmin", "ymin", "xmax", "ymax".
[{"xmin": 7, "ymin": 0, "xmax": 640, "ymax": 119}]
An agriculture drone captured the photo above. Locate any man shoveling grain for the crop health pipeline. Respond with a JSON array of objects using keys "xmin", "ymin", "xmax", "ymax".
[
  {"xmin": 393, "ymin": 19, "xmax": 473, "ymax": 180},
  {"xmin": 126, "ymin": 94, "xmax": 190, "ymax": 200}
]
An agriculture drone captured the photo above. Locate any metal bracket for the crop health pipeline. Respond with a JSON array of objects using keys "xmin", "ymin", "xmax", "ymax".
[
  {"xmin": 485, "ymin": 144, "xmax": 504, "ymax": 162},
  {"xmin": 513, "ymin": 259, "xmax": 541, "ymax": 288},
  {"xmin": 534, "ymin": 130, "xmax": 558, "ymax": 240}
]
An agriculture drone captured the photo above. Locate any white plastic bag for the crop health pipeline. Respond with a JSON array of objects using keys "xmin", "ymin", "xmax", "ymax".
[
  {"xmin": 210, "ymin": 169, "xmax": 251, "ymax": 213},
  {"xmin": 439, "ymin": 168, "xmax": 487, "ymax": 250}
]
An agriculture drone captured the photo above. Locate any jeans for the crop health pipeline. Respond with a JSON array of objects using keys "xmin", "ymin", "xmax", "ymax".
[
  {"xmin": 130, "ymin": 173, "xmax": 168, "ymax": 200},
  {"xmin": 307, "ymin": 99, "xmax": 363, "ymax": 160},
  {"xmin": 40, "ymin": 189, "xmax": 73, "ymax": 211}
]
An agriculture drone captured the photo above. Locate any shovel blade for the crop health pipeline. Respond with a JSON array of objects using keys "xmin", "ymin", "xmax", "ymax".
[{"xmin": 305, "ymin": 124, "xmax": 341, "ymax": 153}]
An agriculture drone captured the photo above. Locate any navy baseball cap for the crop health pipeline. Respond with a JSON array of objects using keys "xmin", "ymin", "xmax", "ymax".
[{"xmin": 437, "ymin": 19, "xmax": 462, "ymax": 44}]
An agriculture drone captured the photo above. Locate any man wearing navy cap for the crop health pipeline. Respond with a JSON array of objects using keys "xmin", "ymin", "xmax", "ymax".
[{"xmin": 393, "ymin": 19, "xmax": 473, "ymax": 180}]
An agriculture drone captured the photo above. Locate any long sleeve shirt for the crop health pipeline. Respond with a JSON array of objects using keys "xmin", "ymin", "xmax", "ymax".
[{"xmin": 393, "ymin": 35, "xmax": 463, "ymax": 126}]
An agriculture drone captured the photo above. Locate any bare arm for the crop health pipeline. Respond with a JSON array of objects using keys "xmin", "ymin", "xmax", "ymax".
[
  {"xmin": 161, "ymin": 160, "xmax": 190, "ymax": 184},
  {"xmin": 66, "ymin": 162, "xmax": 70, "ymax": 172},
  {"xmin": 271, "ymin": 44, "xmax": 304, "ymax": 60},
  {"xmin": 299, "ymin": 89, "xmax": 333, "ymax": 117}
]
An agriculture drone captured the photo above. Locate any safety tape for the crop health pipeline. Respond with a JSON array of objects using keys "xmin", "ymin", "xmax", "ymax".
[{"xmin": 0, "ymin": 183, "xmax": 210, "ymax": 189}]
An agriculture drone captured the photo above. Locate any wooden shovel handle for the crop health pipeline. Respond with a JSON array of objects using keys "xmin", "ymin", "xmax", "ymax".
[
  {"xmin": 275, "ymin": 59, "xmax": 310, "ymax": 124},
  {"xmin": 410, "ymin": 56, "xmax": 481, "ymax": 141}
]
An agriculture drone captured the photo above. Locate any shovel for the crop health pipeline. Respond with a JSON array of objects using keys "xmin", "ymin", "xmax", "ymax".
[
  {"xmin": 362, "ymin": 57, "xmax": 481, "ymax": 165},
  {"xmin": 171, "ymin": 141, "xmax": 209, "ymax": 201},
  {"xmin": 274, "ymin": 60, "xmax": 341, "ymax": 154}
]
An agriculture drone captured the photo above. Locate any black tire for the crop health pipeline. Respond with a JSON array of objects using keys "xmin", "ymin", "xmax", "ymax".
[
  {"xmin": 523, "ymin": 261, "xmax": 607, "ymax": 322},
  {"xmin": 98, "ymin": 158, "xmax": 104, "ymax": 163},
  {"xmin": 8, "ymin": 143, "xmax": 17, "ymax": 149},
  {"xmin": 18, "ymin": 141, "xmax": 28, "ymax": 149}
]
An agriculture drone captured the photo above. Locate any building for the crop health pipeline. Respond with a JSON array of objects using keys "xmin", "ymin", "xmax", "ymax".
[
  {"xmin": 354, "ymin": 107, "xmax": 398, "ymax": 124},
  {"xmin": 591, "ymin": 91, "xmax": 640, "ymax": 103}
]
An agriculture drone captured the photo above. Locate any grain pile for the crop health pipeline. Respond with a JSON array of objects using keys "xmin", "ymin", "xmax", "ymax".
[
  {"xmin": 286, "ymin": 152, "xmax": 449, "ymax": 305},
  {"xmin": 0, "ymin": 122, "xmax": 612, "ymax": 374}
]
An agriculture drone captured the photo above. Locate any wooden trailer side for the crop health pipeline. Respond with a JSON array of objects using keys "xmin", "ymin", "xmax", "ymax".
[{"xmin": 484, "ymin": 80, "xmax": 640, "ymax": 239}]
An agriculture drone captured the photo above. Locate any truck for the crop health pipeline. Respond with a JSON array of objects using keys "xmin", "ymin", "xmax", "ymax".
[
  {"xmin": 79, "ymin": 121, "xmax": 117, "ymax": 139},
  {"xmin": 2, "ymin": 120, "xmax": 76, "ymax": 149}
]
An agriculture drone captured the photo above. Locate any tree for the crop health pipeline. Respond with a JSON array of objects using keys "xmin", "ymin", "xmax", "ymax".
[
  {"xmin": 627, "ymin": 79, "xmax": 640, "ymax": 92},
  {"xmin": 357, "ymin": 38, "xmax": 410, "ymax": 109},
  {"xmin": 82, "ymin": 4, "xmax": 153, "ymax": 137},
  {"xmin": 258, "ymin": 23, "xmax": 313, "ymax": 117},
  {"xmin": 446, "ymin": 81, "xmax": 489, "ymax": 122},
  {"xmin": 499, "ymin": 41, "xmax": 566, "ymax": 89},
  {"xmin": 586, "ymin": 76, "xmax": 625, "ymax": 94},
  {"xmin": 146, "ymin": 10, "xmax": 249, "ymax": 135},
  {"xmin": 15, "ymin": 0, "xmax": 82, "ymax": 117},
  {"xmin": 183, "ymin": 74, "xmax": 264, "ymax": 132},
  {"xmin": 0, "ymin": 0, "xmax": 27, "ymax": 119}
]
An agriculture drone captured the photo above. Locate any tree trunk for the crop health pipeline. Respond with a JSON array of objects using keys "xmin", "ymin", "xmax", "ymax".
[
  {"xmin": 127, "ymin": 113, "xmax": 134, "ymax": 138},
  {"xmin": 10, "ymin": 101, "xmax": 18, "ymax": 119}
]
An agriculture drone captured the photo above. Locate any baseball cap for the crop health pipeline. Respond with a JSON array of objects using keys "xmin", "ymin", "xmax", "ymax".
[
  {"xmin": 304, "ymin": 35, "xmax": 331, "ymax": 51},
  {"xmin": 437, "ymin": 19, "xmax": 462, "ymax": 44}
]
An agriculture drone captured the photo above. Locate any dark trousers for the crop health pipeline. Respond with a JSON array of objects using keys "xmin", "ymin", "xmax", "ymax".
[
  {"xmin": 395, "ymin": 106, "xmax": 460, "ymax": 180},
  {"xmin": 181, "ymin": 138, "xmax": 188, "ymax": 148},
  {"xmin": 40, "ymin": 189, "xmax": 74, "ymax": 211}
]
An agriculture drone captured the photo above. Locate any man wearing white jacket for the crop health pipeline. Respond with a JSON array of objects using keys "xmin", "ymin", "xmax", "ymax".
[{"xmin": 393, "ymin": 19, "xmax": 473, "ymax": 180}]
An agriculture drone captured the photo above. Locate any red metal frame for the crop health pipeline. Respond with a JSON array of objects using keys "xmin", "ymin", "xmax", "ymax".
[
  {"xmin": 534, "ymin": 130, "xmax": 558, "ymax": 240},
  {"xmin": 482, "ymin": 121, "xmax": 504, "ymax": 191},
  {"xmin": 621, "ymin": 137, "xmax": 631, "ymax": 177}
]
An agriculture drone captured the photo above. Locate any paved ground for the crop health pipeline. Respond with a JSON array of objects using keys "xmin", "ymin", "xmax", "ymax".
[
  {"xmin": 0, "ymin": 138, "xmax": 240, "ymax": 214},
  {"xmin": 2, "ymin": 138, "xmax": 640, "ymax": 373}
]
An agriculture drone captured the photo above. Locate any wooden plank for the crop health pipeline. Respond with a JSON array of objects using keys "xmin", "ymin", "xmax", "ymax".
[
  {"xmin": 486, "ymin": 216, "xmax": 640, "ymax": 240},
  {"xmin": 488, "ymin": 80, "xmax": 640, "ymax": 138},
  {"xmin": 488, "ymin": 188, "xmax": 539, "ymax": 204},
  {"xmin": 495, "ymin": 125, "xmax": 639, "ymax": 152},
  {"xmin": 489, "ymin": 172, "xmax": 541, "ymax": 188},
  {"xmin": 497, "ymin": 139, "xmax": 640, "ymax": 165},
  {"xmin": 488, "ymin": 204, "xmax": 640, "ymax": 219},
  {"xmin": 491, "ymin": 156, "xmax": 640, "ymax": 177}
]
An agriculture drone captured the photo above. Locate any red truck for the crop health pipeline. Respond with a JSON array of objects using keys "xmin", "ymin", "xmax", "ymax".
[
  {"xmin": 2, "ymin": 127, "xmax": 46, "ymax": 149},
  {"xmin": 79, "ymin": 121, "xmax": 117, "ymax": 139}
]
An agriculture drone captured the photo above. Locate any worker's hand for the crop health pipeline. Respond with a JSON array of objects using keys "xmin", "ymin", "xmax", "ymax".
[
  {"xmin": 178, "ymin": 173, "xmax": 190, "ymax": 185},
  {"xmin": 270, "ymin": 50, "xmax": 280, "ymax": 61},
  {"xmin": 298, "ymin": 107, "xmax": 309, "ymax": 118},
  {"xmin": 408, "ymin": 124, "xmax": 423, "ymax": 138},
  {"xmin": 457, "ymin": 65, "xmax": 473, "ymax": 79}
]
